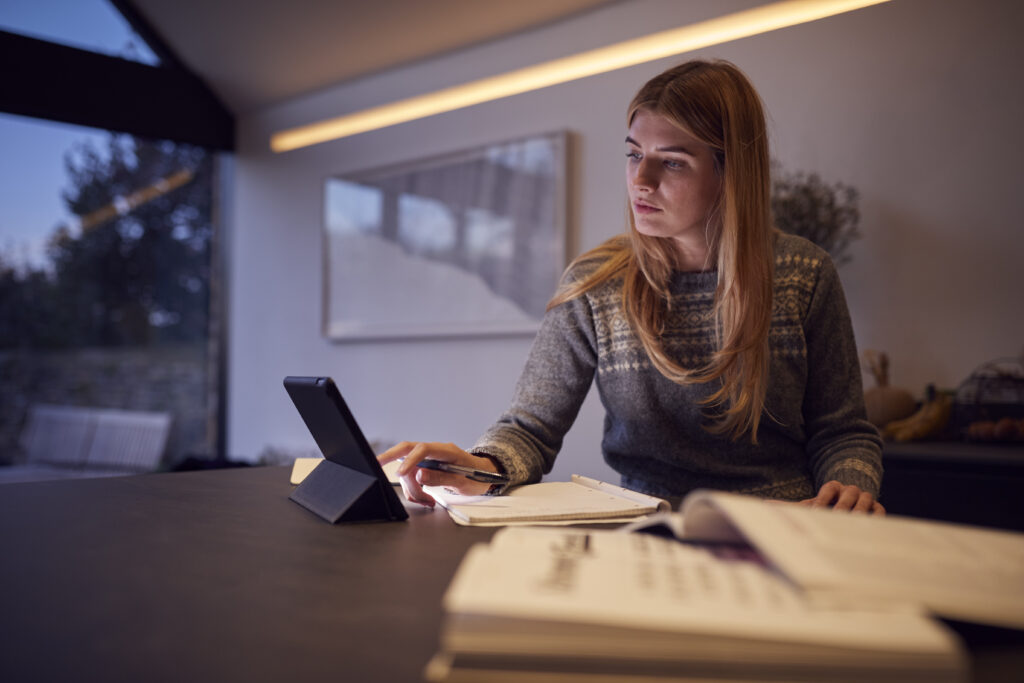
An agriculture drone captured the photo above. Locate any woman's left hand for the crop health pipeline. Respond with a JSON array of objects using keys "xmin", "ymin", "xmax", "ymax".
[{"xmin": 800, "ymin": 480, "xmax": 885, "ymax": 515}]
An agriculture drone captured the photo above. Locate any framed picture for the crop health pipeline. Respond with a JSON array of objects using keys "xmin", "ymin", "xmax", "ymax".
[{"xmin": 323, "ymin": 131, "xmax": 567, "ymax": 340}]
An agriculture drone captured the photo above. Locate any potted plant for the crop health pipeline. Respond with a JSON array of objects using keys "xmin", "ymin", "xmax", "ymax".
[{"xmin": 771, "ymin": 165, "xmax": 860, "ymax": 266}]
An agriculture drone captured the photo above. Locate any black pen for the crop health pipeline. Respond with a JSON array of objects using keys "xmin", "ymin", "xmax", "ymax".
[{"xmin": 416, "ymin": 459, "xmax": 510, "ymax": 484}]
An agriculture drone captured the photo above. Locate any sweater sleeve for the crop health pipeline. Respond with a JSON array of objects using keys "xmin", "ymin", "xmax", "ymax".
[
  {"xmin": 801, "ymin": 256, "xmax": 884, "ymax": 497},
  {"xmin": 470, "ymin": 290, "xmax": 599, "ymax": 490}
]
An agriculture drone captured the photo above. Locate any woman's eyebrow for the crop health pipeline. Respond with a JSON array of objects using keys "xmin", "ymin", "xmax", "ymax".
[{"xmin": 624, "ymin": 136, "xmax": 695, "ymax": 156}]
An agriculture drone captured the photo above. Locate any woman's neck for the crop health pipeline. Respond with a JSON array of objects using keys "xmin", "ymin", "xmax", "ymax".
[{"xmin": 671, "ymin": 235, "xmax": 715, "ymax": 273}]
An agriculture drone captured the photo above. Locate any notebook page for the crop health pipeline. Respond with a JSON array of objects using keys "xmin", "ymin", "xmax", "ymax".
[{"xmin": 571, "ymin": 474, "xmax": 672, "ymax": 511}]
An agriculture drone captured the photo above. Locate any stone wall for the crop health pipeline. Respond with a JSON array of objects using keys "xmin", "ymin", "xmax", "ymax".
[{"xmin": 0, "ymin": 345, "xmax": 214, "ymax": 468}]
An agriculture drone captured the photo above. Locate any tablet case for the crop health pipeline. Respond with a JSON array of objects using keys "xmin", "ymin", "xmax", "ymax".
[{"xmin": 284, "ymin": 376, "xmax": 408, "ymax": 523}]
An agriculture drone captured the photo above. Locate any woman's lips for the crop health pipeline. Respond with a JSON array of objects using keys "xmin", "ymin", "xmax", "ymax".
[{"xmin": 633, "ymin": 201, "xmax": 661, "ymax": 214}]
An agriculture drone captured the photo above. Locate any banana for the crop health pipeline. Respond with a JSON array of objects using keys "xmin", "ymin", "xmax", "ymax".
[{"xmin": 882, "ymin": 392, "xmax": 953, "ymax": 442}]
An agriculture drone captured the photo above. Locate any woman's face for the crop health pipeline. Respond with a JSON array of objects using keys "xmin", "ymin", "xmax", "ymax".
[{"xmin": 626, "ymin": 109, "xmax": 721, "ymax": 248}]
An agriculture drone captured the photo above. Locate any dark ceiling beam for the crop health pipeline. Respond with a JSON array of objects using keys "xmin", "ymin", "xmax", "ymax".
[
  {"xmin": 0, "ymin": 29, "xmax": 234, "ymax": 151},
  {"xmin": 107, "ymin": 0, "xmax": 189, "ymax": 72}
]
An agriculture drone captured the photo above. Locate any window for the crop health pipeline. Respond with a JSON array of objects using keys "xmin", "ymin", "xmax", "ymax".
[
  {"xmin": 0, "ymin": 112, "xmax": 218, "ymax": 470},
  {"xmin": 0, "ymin": 0, "xmax": 159, "ymax": 64}
]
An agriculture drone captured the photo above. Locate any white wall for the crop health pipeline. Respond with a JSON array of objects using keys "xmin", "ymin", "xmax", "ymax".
[{"xmin": 228, "ymin": 0, "xmax": 1024, "ymax": 480}]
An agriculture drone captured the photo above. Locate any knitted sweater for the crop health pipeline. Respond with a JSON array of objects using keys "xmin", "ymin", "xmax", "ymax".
[{"xmin": 471, "ymin": 232, "xmax": 882, "ymax": 502}]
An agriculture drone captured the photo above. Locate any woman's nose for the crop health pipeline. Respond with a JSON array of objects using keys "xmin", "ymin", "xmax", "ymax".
[{"xmin": 631, "ymin": 160, "xmax": 656, "ymax": 191}]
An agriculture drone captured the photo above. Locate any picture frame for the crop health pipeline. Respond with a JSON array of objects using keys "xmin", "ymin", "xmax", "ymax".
[{"xmin": 322, "ymin": 131, "xmax": 568, "ymax": 340}]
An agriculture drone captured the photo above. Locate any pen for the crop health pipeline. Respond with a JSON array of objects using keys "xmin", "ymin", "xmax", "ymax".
[{"xmin": 416, "ymin": 459, "xmax": 510, "ymax": 484}]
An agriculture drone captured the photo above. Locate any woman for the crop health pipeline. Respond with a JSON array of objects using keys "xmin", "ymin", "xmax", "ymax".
[{"xmin": 380, "ymin": 59, "xmax": 884, "ymax": 514}]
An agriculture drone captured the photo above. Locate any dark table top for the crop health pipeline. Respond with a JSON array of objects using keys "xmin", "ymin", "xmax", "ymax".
[
  {"xmin": 1, "ymin": 465, "xmax": 1021, "ymax": 683},
  {"xmin": 0, "ymin": 465, "xmax": 496, "ymax": 683}
]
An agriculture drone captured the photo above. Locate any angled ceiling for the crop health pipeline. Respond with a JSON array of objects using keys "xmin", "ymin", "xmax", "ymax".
[{"xmin": 128, "ymin": 0, "xmax": 620, "ymax": 115}]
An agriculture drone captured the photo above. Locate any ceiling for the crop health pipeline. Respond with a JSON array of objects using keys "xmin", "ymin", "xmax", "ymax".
[{"xmin": 129, "ymin": 0, "xmax": 621, "ymax": 115}]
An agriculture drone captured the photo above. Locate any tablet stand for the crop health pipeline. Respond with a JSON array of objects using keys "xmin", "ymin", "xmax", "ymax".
[
  {"xmin": 283, "ymin": 376, "xmax": 408, "ymax": 524},
  {"xmin": 289, "ymin": 459, "xmax": 399, "ymax": 524}
]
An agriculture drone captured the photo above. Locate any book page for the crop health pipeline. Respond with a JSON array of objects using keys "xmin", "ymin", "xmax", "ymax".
[
  {"xmin": 490, "ymin": 525, "xmax": 721, "ymax": 563},
  {"xmin": 685, "ymin": 491, "xmax": 1024, "ymax": 629},
  {"xmin": 425, "ymin": 478, "xmax": 669, "ymax": 526},
  {"xmin": 443, "ymin": 531, "xmax": 963, "ymax": 660}
]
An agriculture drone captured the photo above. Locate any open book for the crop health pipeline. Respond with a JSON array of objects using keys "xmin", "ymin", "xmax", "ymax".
[
  {"xmin": 427, "ymin": 513, "xmax": 970, "ymax": 682},
  {"xmin": 636, "ymin": 490, "xmax": 1024, "ymax": 631},
  {"xmin": 424, "ymin": 474, "xmax": 670, "ymax": 526}
]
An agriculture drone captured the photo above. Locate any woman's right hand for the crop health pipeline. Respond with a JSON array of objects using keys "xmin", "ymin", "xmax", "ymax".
[{"xmin": 377, "ymin": 441, "xmax": 499, "ymax": 508}]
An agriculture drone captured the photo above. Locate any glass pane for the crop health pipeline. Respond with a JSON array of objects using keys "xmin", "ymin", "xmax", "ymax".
[
  {"xmin": 0, "ymin": 112, "xmax": 216, "ymax": 478},
  {"xmin": 0, "ymin": 0, "xmax": 160, "ymax": 65}
]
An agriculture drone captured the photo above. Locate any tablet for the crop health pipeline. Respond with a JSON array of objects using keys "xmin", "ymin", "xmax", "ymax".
[{"xmin": 284, "ymin": 376, "xmax": 408, "ymax": 523}]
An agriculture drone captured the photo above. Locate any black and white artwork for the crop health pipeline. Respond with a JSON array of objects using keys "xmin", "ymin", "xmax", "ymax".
[{"xmin": 323, "ymin": 132, "xmax": 567, "ymax": 339}]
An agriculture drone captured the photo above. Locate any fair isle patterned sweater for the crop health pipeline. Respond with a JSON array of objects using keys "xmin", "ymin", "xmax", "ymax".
[{"xmin": 471, "ymin": 232, "xmax": 882, "ymax": 502}]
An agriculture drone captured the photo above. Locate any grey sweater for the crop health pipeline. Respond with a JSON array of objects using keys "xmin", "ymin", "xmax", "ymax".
[{"xmin": 472, "ymin": 232, "xmax": 882, "ymax": 502}]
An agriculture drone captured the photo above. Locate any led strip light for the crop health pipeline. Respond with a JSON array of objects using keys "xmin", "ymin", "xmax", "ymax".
[{"xmin": 270, "ymin": 0, "xmax": 890, "ymax": 152}]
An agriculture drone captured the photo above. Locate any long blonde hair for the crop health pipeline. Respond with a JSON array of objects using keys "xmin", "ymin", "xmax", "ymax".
[{"xmin": 550, "ymin": 60, "xmax": 775, "ymax": 442}]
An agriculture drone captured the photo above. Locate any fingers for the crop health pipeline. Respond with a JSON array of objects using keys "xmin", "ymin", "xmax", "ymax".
[
  {"xmin": 397, "ymin": 475, "xmax": 435, "ymax": 508},
  {"xmin": 832, "ymin": 486, "xmax": 863, "ymax": 512},
  {"xmin": 807, "ymin": 480, "xmax": 842, "ymax": 509},
  {"xmin": 378, "ymin": 441, "xmax": 439, "ymax": 508},
  {"xmin": 851, "ymin": 491, "xmax": 875, "ymax": 513},
  {"xmin": 377, "ymin": 441, "xmax": 492, "ymax": 505},
  {"xmin": 803, "ymin": 481, "xmax": 883, "ymax": 515},
  {"xmin": 406, "ymin": 442, "xmax": 495, "ymax": 496},
  {"xmin": 389, "ymin": 442, "xmax": 458, "ymax": 476},
  {"xmin": 377, "ymin": 441, "xmax": 417, "ymax": 466},
  {"xmin": 414, "ymin": 469, "xmax": 491, "ymax": 496}
]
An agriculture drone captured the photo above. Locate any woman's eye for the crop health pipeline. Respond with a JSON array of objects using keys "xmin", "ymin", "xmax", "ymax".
[
  {"xmin": 626, "ymin": 151, "xmax": 641, "ymax": 161},
  {"xmin": 664, "ymin": 159, "xmax": 684, "ymax": 169}
]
